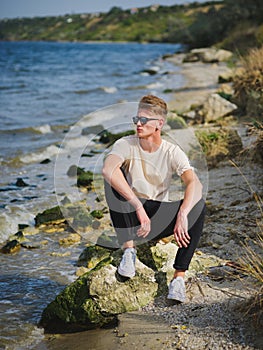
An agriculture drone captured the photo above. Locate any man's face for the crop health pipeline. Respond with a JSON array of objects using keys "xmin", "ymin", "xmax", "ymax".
[{"xmin": 135, "ymin": 109, "xmax": 163, "ymax": 138}]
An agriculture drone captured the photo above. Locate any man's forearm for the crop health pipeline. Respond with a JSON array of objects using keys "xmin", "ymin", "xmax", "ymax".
[
  {"xmin": 103, "ymin": 167, "xmax": 142, "ymax": 210},
  {"xmin": 180, "ymin": 178, "xmax": 203, "ymax": 215}
]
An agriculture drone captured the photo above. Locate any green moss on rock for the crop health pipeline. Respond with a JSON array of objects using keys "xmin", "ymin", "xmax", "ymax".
[
  {"xmin": 77, "ymin": 171, "xmax": 94, "ymax": 189},
  {"xmin": 77, "ymin": 245, "xmax": 112, "ymax": 269},
  {"xmin": 90, "ymin": 210, "xmax": 104, "ymax": 219},
  {"xmin": 72, "ymin": 208, "xmax": 93, "ymax": 228},
  {"xmin": 35, "ymin": 206, "xmax": 64, "ymax": 226},
  {"xmin": 99, "ymin": 130, "xmax": 135, "ymax": 146}
]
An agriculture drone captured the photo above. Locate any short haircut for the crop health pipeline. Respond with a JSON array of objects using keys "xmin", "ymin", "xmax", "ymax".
[{"xmin": 138, "ymin": 95, "xmax": 168, "ymax": 119}]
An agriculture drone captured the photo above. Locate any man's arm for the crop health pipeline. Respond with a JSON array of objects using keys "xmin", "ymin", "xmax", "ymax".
[
  {"xmin": 102, "ymin": 154, "xmax": 151, "ymax": 237},
  {"xmin": 174, "ymin": 169, "xmax": 203, "ymax": 248}
]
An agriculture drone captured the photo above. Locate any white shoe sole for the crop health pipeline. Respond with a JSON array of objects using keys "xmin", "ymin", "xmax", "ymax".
[{"xmin": 167, "ymin": 293, "xmax": 185, "ymax": 303}]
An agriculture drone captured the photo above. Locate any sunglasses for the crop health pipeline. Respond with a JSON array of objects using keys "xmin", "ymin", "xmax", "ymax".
[{"xmin": 132, "ymin": 116, "xmax": 159, "ymax": 125}]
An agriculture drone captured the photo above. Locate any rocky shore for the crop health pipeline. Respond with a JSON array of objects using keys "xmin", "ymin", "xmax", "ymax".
[{"xmin": 1, "ymin": 47, "xmax": 262, "ymax": 349}]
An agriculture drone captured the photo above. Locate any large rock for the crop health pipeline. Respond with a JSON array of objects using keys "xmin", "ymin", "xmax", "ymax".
[
  {"xmin": 202, "ymin": 93, "xmax": 238, "ymax": 122},
  {"xmin": 184, "ymin": 48, "xmax": 233, "ymax": 63},
  {"xmin": 35, "ymin": 206, "xmax": 65, "ymax": 227},
  {"xmin": 40, "ymin": 239, "xmax": 227, "ymax": 333},
  {"xmin": 39, "ymin": 256, "xmax": 157, "ymax": 333}
]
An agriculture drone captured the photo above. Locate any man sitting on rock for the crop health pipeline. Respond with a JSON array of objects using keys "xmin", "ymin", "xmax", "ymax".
[{"xmin": 102, "ymin": 94, "xmax": 205, "ymax": 303}]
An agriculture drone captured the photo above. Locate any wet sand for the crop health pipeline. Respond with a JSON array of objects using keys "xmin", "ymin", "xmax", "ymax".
[{"xmin": 38, "ymin": 311, "xmax": 177, "ymax": 349}]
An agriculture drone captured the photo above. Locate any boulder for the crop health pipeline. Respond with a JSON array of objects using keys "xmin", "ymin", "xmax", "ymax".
[
  {"xmin": 184, "ymin": 48, "xmax": 233, "ymax": 63},
  {"xmin": 81, "ymin": 124, "xmax": 104, "ymax": 136},
  {"xmin": 77, "ymin": 245, "xmax": 112, "ymax": 269},
  {"xmin": 35, "ymin": 206, "xmax": 65, "ymax": 227},
  {"xmin": 66, "ymin": 165, "xmax": 85, "ymax": 177},
  {"xmin": 1, "ymin": 239, "xmax": 21, "ymax": 254},
  {"xmin": 202, "ymin": 93, "xmax": 238, "ymax": 122},
  {"xmin": 15, "ymin": 178, "xmax": 29, "ymax": 187},
  {"xmin": 39, "ymin": 257, "xmax": 157, "ymax": 333},
  {"xmin": 167, "ymin": 113, "xmax": 187, "ymax": 129}
]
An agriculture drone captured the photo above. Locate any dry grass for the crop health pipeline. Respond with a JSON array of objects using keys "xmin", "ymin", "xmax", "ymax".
[
  {"xmin": 233, "ymin": 45, "xmax": 263, "ymax": 116},
  {"xmin": 239, "ymin": 121, "xmax": 263, "ymax": 164},
  {"xmin": 230, "ymin": 159, "xmax": 263, "ymax": 326},
  {"xmin": 195, "ymin": 127, "xmax": 243, "ymax": 168}
]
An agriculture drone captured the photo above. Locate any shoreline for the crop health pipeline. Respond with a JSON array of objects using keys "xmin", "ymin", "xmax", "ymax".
[
  {"xmin": 1, "ymin": 47, "xmax": 261, "ymax": 349},
  {"xmin": 40, "ymin": 55, "xmax": 262, "ymax": 349},
  {"xmin": 166, "ymin": 54, "xmax": 231, "ymax": 113}
]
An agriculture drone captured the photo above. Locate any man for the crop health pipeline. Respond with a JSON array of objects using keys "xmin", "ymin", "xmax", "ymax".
[{"xmin": 102, "ymin": 95, "xmax": 205, "ymax": 303}]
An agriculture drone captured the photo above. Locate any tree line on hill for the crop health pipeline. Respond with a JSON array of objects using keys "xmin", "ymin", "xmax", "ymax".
[{"xmin": 0, "ymin": 0, "xmax": 262, "ymax": 53}]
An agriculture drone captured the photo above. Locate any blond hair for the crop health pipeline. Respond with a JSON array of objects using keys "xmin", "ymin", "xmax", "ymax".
[{"xmin": 138, "ymin": 95, "xmax": 168, "ymax": 119}]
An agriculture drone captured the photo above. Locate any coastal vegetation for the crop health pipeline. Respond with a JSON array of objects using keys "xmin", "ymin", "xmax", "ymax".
[{"xmin": 0, "ymin": 0, "xmax": 262, "ymax": 53}]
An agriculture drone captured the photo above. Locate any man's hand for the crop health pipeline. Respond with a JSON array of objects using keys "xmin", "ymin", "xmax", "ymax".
[
  {"xmin": 136, "ymin": 206, "xmax": 151, "ymax": 238},
  {"xmin": 173, "ymin": 209, "xmax": 190, "ymax": 248}
]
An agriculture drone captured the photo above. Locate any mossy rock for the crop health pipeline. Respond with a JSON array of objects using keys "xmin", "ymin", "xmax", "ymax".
[
  {"xmin": 1, "ymin": 239, "xmax": 21, "ymax": 254},
  {"xmin": 90, "ymin": 210, "xmax": 104, "ymax": 219},
  {"xmin": 67, "ymin": 165, "xmax": 86, "ymax": 177},
  {"xmin": 77, "ymin": 171, "xmax": 94, "ymax": 189},
  {"xmin": 39, "ymin": 258, "xmax": 116, "ymax": 333},
  {"xmin": 35, "ymin": 206, "xmax": 64, "ymax": 227},
  {"xmin": 39, "ymin": 256, "xmax": 157, "ymax": 333},
  {"xmin": 99, "ymin": 130, "xmax": 135, "ymax": 146},
  {"xmin": 77, "ymin": 245, "xmax": 112, "ymax": 268},
  {"xmin": 96, "ymin": 232, "xmax": 120, "ymax": 249},
  {"xmin": 167, "ymin": 115, "xmax": 187, "ymax": 129},
  {"xmin": 72, "ymin": 208, "xmax": 93, "ymax": 228}
]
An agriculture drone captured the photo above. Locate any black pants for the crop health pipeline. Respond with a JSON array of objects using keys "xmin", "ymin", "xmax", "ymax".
[{"xmin": 104, "ymin": 181, "xmax": 206, "ymax": 271}]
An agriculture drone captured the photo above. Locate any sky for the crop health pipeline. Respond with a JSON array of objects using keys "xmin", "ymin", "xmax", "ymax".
[{"xmin": 0, "ymin": 0, "xmax": 219, "ymax": 19}]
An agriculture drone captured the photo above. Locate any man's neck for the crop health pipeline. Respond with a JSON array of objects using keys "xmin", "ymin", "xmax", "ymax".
[{"xmin": 139, "ymin": 134, "xmax": 162, "ymax": 153}]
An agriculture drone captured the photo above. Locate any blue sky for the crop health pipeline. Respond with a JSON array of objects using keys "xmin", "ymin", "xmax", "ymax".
[{"xmin": 0, "ymin": 0, "xmax": 219, "ymax": 19}]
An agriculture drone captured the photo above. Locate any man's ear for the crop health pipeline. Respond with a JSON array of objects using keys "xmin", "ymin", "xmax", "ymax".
[{"xmin": 158, "ymin": 118, "xmax": 164, "ymax": 129}]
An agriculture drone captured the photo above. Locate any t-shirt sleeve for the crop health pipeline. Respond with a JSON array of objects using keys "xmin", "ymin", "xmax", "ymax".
[
  {"xmin": 172, "ymin": 145, "xmax": 193, "ymax": 176},
  {"xmin": 106, "ymin": 137, "xmax": 131, "ymax": 162}
]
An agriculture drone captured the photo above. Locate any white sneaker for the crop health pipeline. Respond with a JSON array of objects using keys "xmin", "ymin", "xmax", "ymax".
[
  {"xmin": 117, "ymin": 247, "xmax": 136, "ymax": 278},
  {"xmin": 167, "ymin": 276, "xmax": 186, "ymax": 303}
]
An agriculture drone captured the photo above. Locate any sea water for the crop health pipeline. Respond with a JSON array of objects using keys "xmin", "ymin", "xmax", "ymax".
[{"xmin": 0, "ymin": 41, "xmax": 184, "ymax": 349}]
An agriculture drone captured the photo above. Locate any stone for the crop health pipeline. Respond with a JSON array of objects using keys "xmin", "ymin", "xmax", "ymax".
[
  {"xmin": 35, "ymin": 206, "xmax": 65, "ymax": 227},
  {"xmin": 59, "ymin": 233, "xmax": 81, "ymax": 246},
  {"xmin": 71, "ymin": 207, "xmax": 93, "ymax": 228},
  {"xmin": 81, "ymin": 124, "xmax": 104, "ymax": 136},
  {"xmin": 90, "ymin": 210, "xmax": 104, "ymax": 219},
  {"xmin": 77, "ymin": 171, "xmax": 94, "ymax": 189},
  {"xmin": 39, "ymin": 258, "xmax": 157, "ymax": 333},
  {"xmin": 1, "ymin": 240, "xmax": 21, "ymax": 254},
  {"xmin": 66, "ymin": 165, "xmax": 85, "ymax": 177},
  {"xmin": 218, "ymin": 71, "xmax": 233, "ymax": 84},
  {"xmin": 77, "ymin": 245, "xmax": 112, "ymax": 269},
  {"xmin": 184, "ymin": 48, "xmax": 233, "ymax": 63},
  {"xmin": 167, "ymin": 113, "xmax": 187, "ymax": 129},
  {"xmin": 202, "ymin": 93, "xmax": 238, "ymax": 122},
  {"xmin": 15, "ymin": 178, "xmax": 29, "ymax": 187}
]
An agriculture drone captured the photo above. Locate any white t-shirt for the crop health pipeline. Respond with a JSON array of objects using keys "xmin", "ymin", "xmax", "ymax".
[{"xmin": 108, "ymin": 135, "xmax": 193, "ymax": 202}]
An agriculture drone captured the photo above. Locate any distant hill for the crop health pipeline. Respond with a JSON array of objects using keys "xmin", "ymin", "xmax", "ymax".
[{"xmin": 0, "ymin": 1, "xmax": 262, "ymax": 53}]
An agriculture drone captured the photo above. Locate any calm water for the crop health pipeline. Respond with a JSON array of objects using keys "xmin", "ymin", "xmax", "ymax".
[{"xmin": 0, "ymin": 41, "xmax": 184, "ymax": 349}]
